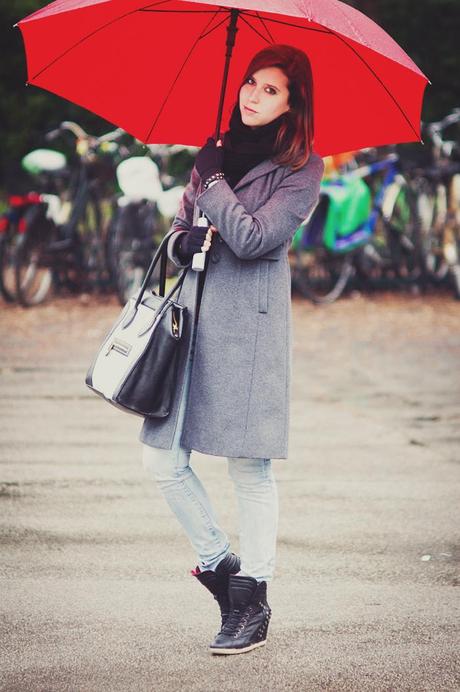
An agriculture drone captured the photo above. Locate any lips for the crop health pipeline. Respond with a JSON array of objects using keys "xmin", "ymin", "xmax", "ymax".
[{"xmin": 244, "ymin": 105, "xmax": 257, "ymax": 113}]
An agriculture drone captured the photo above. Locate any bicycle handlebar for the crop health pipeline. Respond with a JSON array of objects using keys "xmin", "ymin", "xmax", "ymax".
[
  {"xmin": 44, "ymin": 128, "xmax": 62, "ymax": 142},
  {"xmin": 428, "ymin": 108, "xmax": 460, "ymax": 135},
  {"xmin": 423, "ymin": 109, "xmax": 460, "ymax": 159},
  {"xmin": 96, "ymin": 127, "xmax": 125, "ymax": 143},
  {"xmin": 44, "ymin": 121, "xmax": 126, "ymax": 147}
]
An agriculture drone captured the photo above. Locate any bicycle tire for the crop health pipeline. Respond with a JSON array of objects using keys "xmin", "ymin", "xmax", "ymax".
[
  {"xmin": 416, "ymin": 178, "xmax": 450, "ymax": 281},
  {"xmin": 105, "ymin": 201, "xmax": 119, "ymax": 286},
  {"xmin": 14, "ymin": 208, "xmax": 56, "ymax": 307},
  {"xmin": 0, "ymin": 230, "xmax": 18, "ymax": 302},
  {"xmin": 450, "ymin": 264, "xmax": 460, "ymax": 300},
  {"xmin": 109, "ymin": 202, "xmax": 159, "ymax": 305},
  {"xmin": 292, "ymin": 246, "xmax": 354, "ymax": 304},
  {"xmin": 74, "ymin": 196, "xmax": 106, "ymax": 291},
  {"xmin": 383, "ymin": 181, "xmax": 423, "ymax": 283}
]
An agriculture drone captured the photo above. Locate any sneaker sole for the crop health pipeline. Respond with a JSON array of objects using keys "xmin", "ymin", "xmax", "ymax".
[{"xmin": 209, "ymin": 640, "xmax": 266, "ymax": 655}]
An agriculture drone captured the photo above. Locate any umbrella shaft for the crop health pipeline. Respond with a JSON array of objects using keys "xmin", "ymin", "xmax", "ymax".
[{"xmin": 214, "ymin": 8, "xmax": 239, "ymax": 141}]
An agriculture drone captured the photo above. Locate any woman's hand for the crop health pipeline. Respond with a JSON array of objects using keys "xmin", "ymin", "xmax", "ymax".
[
  {"xmin": 201, "ymin": 226, "xmax": 213, "ymax": 252},
  {"xmin": 195, "ymin": 136, "xmax": 224, "ymax": 181},
  {"xmin": 176, "ymin": 225, "xmax": 213, "ymax": 262}
]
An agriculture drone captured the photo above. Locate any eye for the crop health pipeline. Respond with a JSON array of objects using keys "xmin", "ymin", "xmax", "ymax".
[{"xmin": 245, "ymin": 77, "xmax": 277, "ymax": 95}]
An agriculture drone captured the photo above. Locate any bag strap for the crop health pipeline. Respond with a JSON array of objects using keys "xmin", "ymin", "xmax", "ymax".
[
  {"xmin": 134, "ymin": 228, "xmax": 185, "ymax": 310},
  {"xmin": 127, "ymin": 227, "xmax": 208, "ymax": 329}
]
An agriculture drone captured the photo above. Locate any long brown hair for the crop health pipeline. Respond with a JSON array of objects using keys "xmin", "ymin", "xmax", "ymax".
[{"xmin": 235, "ymin": 44, "xmax": 314, "ymax": 171}]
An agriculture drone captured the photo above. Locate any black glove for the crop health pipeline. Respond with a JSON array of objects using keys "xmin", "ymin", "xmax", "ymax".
[
  {"xmin": 176, "ymin": 226, "xmax": 209, "ymax": 263},
  {"xmin": 195, "ymin": 136, "xmax": 224, "ymax": 182}
]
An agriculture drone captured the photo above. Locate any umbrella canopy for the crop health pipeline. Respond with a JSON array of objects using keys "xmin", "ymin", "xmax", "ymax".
[{"xmin": 16, "ymin": 0, "xmax": 430, "ymax": 156}]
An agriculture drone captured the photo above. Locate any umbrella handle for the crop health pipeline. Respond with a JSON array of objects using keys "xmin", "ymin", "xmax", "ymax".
[
  {"xmin": 192, "ymin": 214, "xmax": 209, "ymax": 272},
  {"xmin": 192, "ymin": 137, "xmax": 222, "ymax": 271}
]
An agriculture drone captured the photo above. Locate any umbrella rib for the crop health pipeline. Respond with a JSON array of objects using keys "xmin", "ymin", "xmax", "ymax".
[
  {"xmin": 29, "ymin": 1, "xmax": 223, "ymax": 82},
  {"xmin": 243, "ymin": 12, "xmax": 421, "ymax": 141},
  {"xmin": 144, "ymin": 8, "xmax": 229, "ymax": 142},
  {"xmin": 243, "ymin": 12, "xmax": 331, "ymax": 35},
  {"xmin": 139, "ymin": 8, "xmax": 226, "ymax": 12},
  {"xmin": 139, "ymin": 0, "xmax": 221, "ymax": 11},
  {"xmin": 254, "ymin": 12, "xmax": 276, "ymax": 43},
  {"xmin": 29, "ymin": 0, "xmax": 174, "ymax": 80},
  {"xmin": 237, "ymin": 13, "xmax": 273, "ymax": 44},
  {"xmin": 140, "ymin": 0, "xmax": 187, "ymax": 9},
  {"xmin": 321, "ymin": 26, "xmax": 421, "ymax": 140},
  {"xmin": 199, "ymin": 14, "xmax": 230, "ymax": 40}
]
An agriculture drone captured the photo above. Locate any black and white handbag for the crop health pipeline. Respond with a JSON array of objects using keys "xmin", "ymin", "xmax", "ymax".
[{"xmin": 85, "ymin": 229, "xmax": 193, "ymax": 418}]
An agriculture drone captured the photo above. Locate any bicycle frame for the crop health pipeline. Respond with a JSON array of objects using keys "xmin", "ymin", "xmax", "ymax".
[
  {"xmin": 295, "ymin": 153, "xmax": 404, "ymax": 255},
  {"xmin": 344, "ymin": 154, "xmax": 403, "ymax": 239}
]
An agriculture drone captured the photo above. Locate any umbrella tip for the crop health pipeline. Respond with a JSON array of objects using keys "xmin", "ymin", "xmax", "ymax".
[{"xmin": 13, "ymin": 22, "xmax": 18, "ymax": 28}]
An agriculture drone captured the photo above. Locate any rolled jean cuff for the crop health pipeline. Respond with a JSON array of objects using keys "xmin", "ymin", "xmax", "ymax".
[{"xmin": 199, "ymin": 547, "xmax": 231, "ymax": 572}]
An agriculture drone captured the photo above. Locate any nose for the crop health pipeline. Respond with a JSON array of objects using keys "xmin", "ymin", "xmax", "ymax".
[{"xmin": 248, "ymin": 86, "xmax": 261, "ymax": 103}]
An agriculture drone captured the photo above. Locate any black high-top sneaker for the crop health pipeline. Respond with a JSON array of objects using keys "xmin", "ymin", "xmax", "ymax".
[
  {"xmin": 209, "ymin": 574, "xmax": 272, "ymax": 655},
  {"xmin": 191, "ymin": 552, "xmax": 241, "ymax": 629}
]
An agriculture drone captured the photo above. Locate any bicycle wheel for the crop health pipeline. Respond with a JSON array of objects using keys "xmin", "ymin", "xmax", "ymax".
[
  {"xmin": 0, "ymin": 226, "xmax": 19, "ymax": 302},
  {"xmin": 416, "ymin": 177, "xmax": 450, "ymax": 281},
  {"xmin": 74, "ymin": 196, "xmax": 106, "ymax": 291},
  {"xmin": 446, "ymin": 173, "xmax": 460, "ymax": 299},
  {"xmin": 110, "ymin": 202, "xmax": 159, "ymax": 305},
  {"xmin": 382, "ymin": 181, "xmax": 423, "ymax": 282},
  {"xmin": 292, "ymin": 246, "xmax": 354, "ymax": 304},
  {"xmin": 105, "ymin": 200, "xmax": 119, "ymax": 286},
  {"xmin": 14, "ymin": 206, "xmax": 56, "ymax": 307}
]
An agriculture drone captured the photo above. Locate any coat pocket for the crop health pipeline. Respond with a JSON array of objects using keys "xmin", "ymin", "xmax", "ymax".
[{"xmin": 258, "ymin": 260, "xmax": 270, "ymax": 313}]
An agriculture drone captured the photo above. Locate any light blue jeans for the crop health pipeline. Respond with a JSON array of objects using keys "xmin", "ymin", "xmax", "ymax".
[{"xmin": 142, "ymin": 327, "xmax": 279, "ymax": 582}]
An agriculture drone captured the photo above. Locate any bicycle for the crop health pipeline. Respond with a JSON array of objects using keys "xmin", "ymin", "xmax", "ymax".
[
  {"xmin": 415, "ymin": 109, "xmax": 460, "ymax": 298},
  {"xmin": 106, "ymin": 142, "xmax": 197, "ymax": 305},
  {"xmin": 290, "ymin": 146, "xmax": 423, "ymax": 304},
  {"xmin": 0, "ymin": 192, "xmax": 44, "ymax": 302},
  {"xmin": 13, "ymin": 121, "xmax": 125, "ymax": 306}
]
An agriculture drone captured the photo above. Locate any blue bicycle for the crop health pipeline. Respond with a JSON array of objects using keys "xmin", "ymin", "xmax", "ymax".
[{"xmin": 291, "ymin": 146, "xmax": 423, "ymax": 303}]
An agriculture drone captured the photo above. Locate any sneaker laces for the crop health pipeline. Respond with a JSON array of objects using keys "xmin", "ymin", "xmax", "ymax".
[{"xmin": 220, "ymin": 604, "xmax": 254, "ymax": 636}]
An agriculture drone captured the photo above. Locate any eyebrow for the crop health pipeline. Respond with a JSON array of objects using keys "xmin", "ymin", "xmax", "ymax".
[{"xmin": 249, "ymin": 74, "xmax": 281, "ymax": 92}]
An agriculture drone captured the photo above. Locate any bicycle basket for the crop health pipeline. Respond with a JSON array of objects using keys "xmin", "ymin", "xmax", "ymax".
[{"xmin": 292, "ymin": 177, "xmax": 372, "ymax": 253}]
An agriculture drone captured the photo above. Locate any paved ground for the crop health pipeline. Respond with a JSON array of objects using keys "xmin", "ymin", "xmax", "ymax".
[{"xmin": 1, "ymin": 288, "xmax": 459, "ymax": 691}]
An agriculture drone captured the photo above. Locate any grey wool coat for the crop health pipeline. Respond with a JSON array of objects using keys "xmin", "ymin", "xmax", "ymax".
[{"xmin": 140, "ymin": 151, "xmax": 324, "ymax": 459}]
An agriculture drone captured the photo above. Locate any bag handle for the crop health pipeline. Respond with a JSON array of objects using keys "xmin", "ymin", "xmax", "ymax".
[
  {"xmin": 120, "ymin": 229, "xmax": 193, "ymax": 330},
  {"xmin": 134, "ymin": 229, "xmax": 187, "ymax": 310}
]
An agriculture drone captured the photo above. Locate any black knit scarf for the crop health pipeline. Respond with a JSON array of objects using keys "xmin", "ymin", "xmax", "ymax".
[{"xmin": 222, "ymin": 104, "xmax": 287, "ymax": 189}]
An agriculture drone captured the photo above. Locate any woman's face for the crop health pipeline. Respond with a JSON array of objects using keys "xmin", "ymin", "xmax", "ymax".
[{"xmin": 239, "ymin": 66, "xmax": 290, "ymax": 128}]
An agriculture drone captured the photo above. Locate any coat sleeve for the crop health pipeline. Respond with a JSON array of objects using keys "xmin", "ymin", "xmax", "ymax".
[
  {"xmin": 195, "ymin": 154, "xmax": 324, "ymax": 260},
  {"xmin": 166, "ymin": 164, "xmax": 201, "ymax": 267}
]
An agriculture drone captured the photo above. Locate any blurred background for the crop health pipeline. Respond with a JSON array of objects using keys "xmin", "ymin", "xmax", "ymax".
[
  {"xmin": 2, "ymin": 0, "xmax": 459, "ymax": 178},
  {"xmin": 1, "ymin": 0, "xmax": 460, "ymax": 308},
  {"xmin": 1, "ymin": 4, "xmax": 460, "ymax": 689}
]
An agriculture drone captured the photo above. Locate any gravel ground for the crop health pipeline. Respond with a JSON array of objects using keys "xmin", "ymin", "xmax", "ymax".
[{"xmin": 0, "ymin": 289, "xmax": 459, "ymax": 691}]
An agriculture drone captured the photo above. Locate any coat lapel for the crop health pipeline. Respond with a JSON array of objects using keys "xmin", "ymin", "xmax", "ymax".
[
  {"xmin": 194, "ymin": 159, "xmax": 285, "ymax": 224},
  {"xmin": 232, "ymin": 159, "xmax": 282, "ymax": 193}
]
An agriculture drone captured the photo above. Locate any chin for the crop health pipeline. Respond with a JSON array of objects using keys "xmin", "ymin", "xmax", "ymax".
[{"xmin": 241, "ymin": 111, "xmax": 257, "ymax": 127}]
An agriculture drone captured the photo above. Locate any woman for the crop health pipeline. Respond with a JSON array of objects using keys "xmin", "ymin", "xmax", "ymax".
[{"xmin": 141, "ymin": 44, "xmax": 324, "ymax": 655}]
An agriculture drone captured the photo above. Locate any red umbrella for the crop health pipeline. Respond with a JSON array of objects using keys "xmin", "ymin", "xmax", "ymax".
[{"xmin": 16, "ymin": 0, "xmax": 429, "ymax": 156}]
